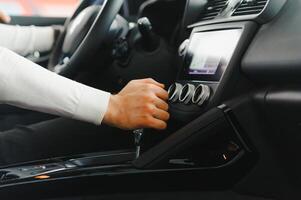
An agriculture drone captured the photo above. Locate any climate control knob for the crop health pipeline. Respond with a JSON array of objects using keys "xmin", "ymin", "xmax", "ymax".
[
  {"xmin": 168, "ymin": 83, "xmax": 183, "ymax": 103},
  {"xmin": 192, "ymin": 84, "xmax": 211, "ymax": 106},
  {"xmin": 179, "ymin": 83, "xmax": 195, "ymax": 104}
]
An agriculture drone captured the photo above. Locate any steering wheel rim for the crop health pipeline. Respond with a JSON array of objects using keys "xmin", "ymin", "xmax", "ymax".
[{"xmin": 48, "ymin": 0, "xmax": 124, "ymax": 78}]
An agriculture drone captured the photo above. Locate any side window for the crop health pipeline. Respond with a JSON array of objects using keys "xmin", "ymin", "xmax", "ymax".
[{"xmin": 0, "ymin": 0, "xmax": 80, "ymax": 17}]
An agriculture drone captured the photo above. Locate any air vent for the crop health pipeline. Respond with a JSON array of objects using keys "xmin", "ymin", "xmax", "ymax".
[
  {"xmin": 232, "ymin": 0, "xmax": 268, "ymax": 16},
  {"xmin": 200, "ymin": 0, "xmax": 228, "ymax": 21}
]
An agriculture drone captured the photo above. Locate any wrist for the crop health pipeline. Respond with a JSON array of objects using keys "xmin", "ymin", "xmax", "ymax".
[{"xmin": 103, "ymin": 94, "xmax": 120, "ymax": 126}]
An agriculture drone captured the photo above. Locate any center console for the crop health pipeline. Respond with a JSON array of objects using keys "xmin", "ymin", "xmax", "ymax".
[{"xmin": 168, "ymin": 21, "xmax": 257, "ymax": 122}]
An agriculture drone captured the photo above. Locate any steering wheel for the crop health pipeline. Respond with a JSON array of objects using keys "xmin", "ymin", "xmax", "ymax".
[{"xmin": 48, "ymin": 0, "xmax": 124, "ymax": 78}]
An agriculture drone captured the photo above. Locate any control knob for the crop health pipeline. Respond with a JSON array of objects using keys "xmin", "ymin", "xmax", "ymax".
[
  {"xmin": 168, "ymin": 83, "xmax": 183, "ymax": 103},
  {"xmin": 192, "ymin": 84, "xmax": 211, "ymax": 106},
  {"xmin": 179, "ymin": 83, "xmax": 195, "ymax": 104}
]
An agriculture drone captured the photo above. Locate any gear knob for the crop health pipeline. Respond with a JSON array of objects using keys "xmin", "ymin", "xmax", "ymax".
[
  {"xmin": 133, "ymin": 129, "xmax": 144, "ymax": 159},
  {"xmin": 137, "ymin": 17, "xmax": 160, "ymax": 52},
  {"xmin": 138, "ymin": 17, "xmax": 153, "ymax": 35}
]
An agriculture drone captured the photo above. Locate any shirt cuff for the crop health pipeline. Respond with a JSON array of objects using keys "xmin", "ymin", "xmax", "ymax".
[
  {"xmin": 33, "ymin": 26, "xmax": 55, "ymax": 53},
  {"xmin": 73, "ymin": 85, "xmax": 111, "ymax": 125}
]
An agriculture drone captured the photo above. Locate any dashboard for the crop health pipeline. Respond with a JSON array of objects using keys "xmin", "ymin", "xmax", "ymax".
[{"xmin": 168, "ymin": 0, "xmax": 289, "ymax": 122}]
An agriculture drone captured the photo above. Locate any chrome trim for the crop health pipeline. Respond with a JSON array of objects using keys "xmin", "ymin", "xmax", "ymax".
[
  {"xmin": 168, "ymin": 83, "xmax": 183, "ymax": 103},
  {"xmin": 192, "ymin": 84, "xmax": 211, "ymax": 106},
  {"xmin": 179, "ymin": 83, "xmax": 195, "ymax": 104}
]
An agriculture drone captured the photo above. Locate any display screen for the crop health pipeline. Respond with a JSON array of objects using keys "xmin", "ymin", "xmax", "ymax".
[{"xmin": 184, "ymin": 29, "xmax": 242, "ymax": 80}]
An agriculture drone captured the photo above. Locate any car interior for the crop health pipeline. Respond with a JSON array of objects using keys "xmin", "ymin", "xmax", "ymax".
[{"xmin": 0, "ymin": 0, "xmax": 299, "ymax": 199}]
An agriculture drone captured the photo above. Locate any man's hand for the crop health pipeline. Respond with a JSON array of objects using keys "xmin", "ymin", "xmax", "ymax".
[
  {"xmin": 103, "ymin": 78, "xmax": 170, "ymax": 130},
  {"xmin": 0, "ymin": 10, "xmax": 11, "ymax": 23}
]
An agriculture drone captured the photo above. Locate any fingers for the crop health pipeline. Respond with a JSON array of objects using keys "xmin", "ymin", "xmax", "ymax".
[
  {"xmin": 154, "ymin": 96, "xmax": 169, "ymax": 111},
  {"xmin": 131, "ymin": 78, "xmax": 167, "ymax": 99},
  {"xmin": 153, "ymin": 107, "xmax": 170, "ymax": 121},
  {"xmin": 148, "ymin": 84, "xmax": 168, "ymax": 101},
  {"xmin": 144, "ymin": 105, "xmax": 169, "ymax": 130},
  {"xmin": 118, "ymin": 78, "xmax": 171, "ymax": 130},
  {"xmin": 141, "ymin": 78, "xmax": 165, "ymax": 89},
  {"xmin": 146, "ymin": 117, "xmax": 167, "ymax": 130}
]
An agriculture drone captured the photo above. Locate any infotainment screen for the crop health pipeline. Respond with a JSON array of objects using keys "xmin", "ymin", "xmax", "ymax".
[{"xmin": 182, "ymin": 29, "xmax": 242, "ymax": 81}]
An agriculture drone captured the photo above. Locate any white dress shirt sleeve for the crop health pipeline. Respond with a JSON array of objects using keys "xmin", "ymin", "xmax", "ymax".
[
  {"xmin": 0, "ymin": 47, "xmax": 111, "ymax": 125},
  {"xmin": 0, "ymin": 24, "xmax": 55, "ymax": 56}
]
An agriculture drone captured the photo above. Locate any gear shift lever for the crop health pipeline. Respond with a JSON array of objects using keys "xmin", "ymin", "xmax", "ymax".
[
  {"xmin": 133, "ymin": 129, "xmax": 144, "ymax": 159},
  {"xmin": 137, "ymin": 17, "xmax": 160, "ymax": 52}
]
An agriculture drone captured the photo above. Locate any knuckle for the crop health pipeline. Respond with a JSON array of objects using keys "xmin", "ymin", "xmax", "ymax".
[
  {"xmin": 145, "ymin": 84, "xmax": 153, "ymax": 91},
  {"xmin": 142, "ymin": 103, "xmax": 150, "ymax": 112},
  {"xmin": 149, "ymin": 95, "xmax": 157, "ymax": 103},
  {"xmin": 145, "ymin": 104, "xmax": 155, "ymax": 114},
  {"xmin": 147, "ymin": 78, "xmax": 154, "ymax": 82},
  {"xmin": 129, "ymin": 80, "xmax": 136, "ymax": 85},
  {"xmin": 142, "ymin": 93, "xmax": 153, "ymax": 102}
]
